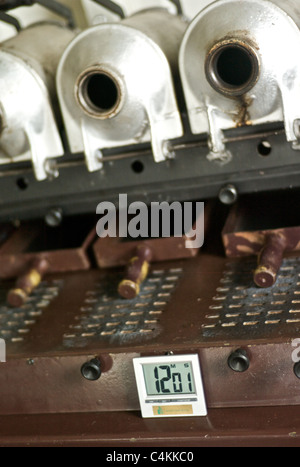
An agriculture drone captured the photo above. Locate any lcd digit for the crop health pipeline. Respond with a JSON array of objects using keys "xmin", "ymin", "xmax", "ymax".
[{"xmin": 142, "ymin": 361, "xmax": 196, "ymax": 396}]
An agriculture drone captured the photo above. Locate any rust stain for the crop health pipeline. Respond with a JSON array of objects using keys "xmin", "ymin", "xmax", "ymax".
[
  {"xmin": 205, "ymin": 31, "xmax": 259, "ymax": 124},
  {"xmin": 234, "ymin": 94, "xmax": 253, "ymax": 127},
  {"xmin": 206, "ymin": 31, "xmax": 260, "ymax": 56}
]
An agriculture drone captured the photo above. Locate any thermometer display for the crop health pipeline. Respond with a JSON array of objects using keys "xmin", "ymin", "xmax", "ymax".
[
  {"xmin": 133, "ymin": 354, "xmax": 207, "ymax": 418},
  {"xmin": 143, "ymin": 361, "xmax": 196, "ymax": 396}
]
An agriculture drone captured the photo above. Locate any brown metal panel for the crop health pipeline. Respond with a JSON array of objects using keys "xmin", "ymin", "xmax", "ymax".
[
  {"xmin": 0, "ymin": 406, "xmax": 300, "ymax": 446},
  {"xmin": 0, "ymin": 252, "xmax": 299, "ymax": 416}
]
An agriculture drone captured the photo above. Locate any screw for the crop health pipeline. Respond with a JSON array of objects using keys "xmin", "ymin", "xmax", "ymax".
[
  {"xmin": 44, "ymin": 159, "xmax": 59, "ymax": 180},
  {"xmin": 219, "ymin": 184, "xmax": 238, "ymax": 205},
  {"xmin": 81, "ymin": 358, "xmax": 102, "ymax": 381},
  {"xmin": 45, "ymin": 208, "xmax": 63, "ymax": 228},
  {"xmin": 228, "ymin": 349, "xmax": 250, "ymax": 373}
]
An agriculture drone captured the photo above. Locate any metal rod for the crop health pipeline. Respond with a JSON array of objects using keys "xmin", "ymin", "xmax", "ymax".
[
  {"xmin": 55, "ymin": 127, "xmax": 286, "ymax": 165},
  {"xmin": 223, "ymin": 128, "xmax": 285, "ymax": 144},
  {"xmin": 0, "ymin": 127, "xmax": 286, "ymax": 176}
]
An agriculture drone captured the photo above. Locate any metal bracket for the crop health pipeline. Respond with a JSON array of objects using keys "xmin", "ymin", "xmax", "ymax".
[
  {"xmin": 0, "ymin": 0, "xmax": 75, "ymax": 27},
  {"xmin": 169, "ymin": 0, "xmax": 182, "ymax": 15},
  {"xmin": 91, "ymin": 0, "xmax": 125, "ymax": 18},
  {"xmin": 0, "ymin": 10, "xmax": 21, "ymax": 29},
  {"xmin": 90, "ymin": 0, "xmax": 182, "ymax": 18},
  {"xmin": 36, "ymin": 0, "xmax": 75, "ymax": 27}
]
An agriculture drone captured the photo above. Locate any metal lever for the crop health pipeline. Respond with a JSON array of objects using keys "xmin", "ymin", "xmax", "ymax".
[
  {"xmin": 7, "ymin": 258, "xmax": 50, "ymax": 307},
  {"xmin": 118, "ymin": 245, "xmax": 153, "ymax": 300},
  {"xmin": 0, "ymin": 11, "xmax": 21, "ymax": 29},
  {"xmin": 254, "ymin": 233, "xmax": 287, "ymax": 288}
]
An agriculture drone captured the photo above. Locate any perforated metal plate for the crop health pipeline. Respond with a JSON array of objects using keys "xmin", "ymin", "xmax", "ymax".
[
  {"xmin": 63, "ymin": 267, "xmax": 183, "ymax": 347},
  {"xmin": 0, "ymin": 280, "xmax": 62, "ymax": 344},
  {"xmin": 202, "ymin": 257, "xmax": 300, "ymax": 338}
]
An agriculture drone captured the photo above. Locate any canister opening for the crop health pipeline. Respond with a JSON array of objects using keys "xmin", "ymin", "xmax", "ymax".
[
  {"xmin": 76, "ymin": 68, "xmax": 123, "ymax": 119},
  {"xmin": 206, "ymin": 41, "xmax": 260, "ymax": 97}
]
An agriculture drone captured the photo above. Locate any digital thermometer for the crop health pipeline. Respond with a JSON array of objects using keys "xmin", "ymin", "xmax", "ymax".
[{"xmin": 133, "ymin": 354, "xmax": 207, "ymax": 418}]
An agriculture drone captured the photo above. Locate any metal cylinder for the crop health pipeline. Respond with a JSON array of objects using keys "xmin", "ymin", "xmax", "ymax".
[
  {"xmin": 57, "ymin": 9, "xmax": 186, "ymax": 172},
  {"xmin": 0, "ymin": 22, "xmax": 75, "ymax": 180},
  {"xmin": 121, "ymin": 9, "xmax": 186, "ymax": 73},
  {"xmin": 1, "ymin": 22, "xmax": 75, "ymax": 95},
  {"xmin": 205, "ymin": 39, "xmax": 260, "ymax": 98},
  {"xmin": 179, "ymin": 0, "xmax": 300, "ymax": 162}
]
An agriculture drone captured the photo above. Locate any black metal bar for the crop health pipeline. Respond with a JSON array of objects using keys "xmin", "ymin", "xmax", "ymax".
[
  {"xmin": 0, "ymin": 0, "xmax": 34, "ymax": 11},
  {"xmin": 92, "ymin": 0, "xmax": 125, "ymax": 19},
  {"xmin": 0, "ymin": 10, "xmax": 21, "ymax": 30},
  {"xmin": 0, "ymin": 0, "xmax": 75, "ymax": 28},
  {"xmin": 36, "ymin": 0, "xmax": 75, "ymax": 27},
  {"xmin": 169, "ymin": 0, "xmax": 182, "ymax": 15}
]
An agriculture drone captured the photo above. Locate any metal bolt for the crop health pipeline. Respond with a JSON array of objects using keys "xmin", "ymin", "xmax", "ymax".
[
  {"xmin": 219, "ymin": 184, "xmax": 238, "ymax": 205},
  {"xmin": 81, "ymin": 358, "xmax": 102, "ymax": 381},
  {"xmin": 44, "ymin": 159, "xmax": 59, "ymax": 180},
  {"xmin": 45, "ymin": 208, "xmax": 63, "ymax": 228},
  {"xmin": 228, "ymin": 349, "xmax": 250, "ymax": 373}
]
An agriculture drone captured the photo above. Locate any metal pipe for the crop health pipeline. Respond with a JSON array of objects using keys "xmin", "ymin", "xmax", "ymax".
[
  {"xmin": 205, "ymin": 39, "xmax": 260, "ymax": 97},
  {"xmin": 76, "ymin": 67, "xmax": 123, "ymax": 119}
]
